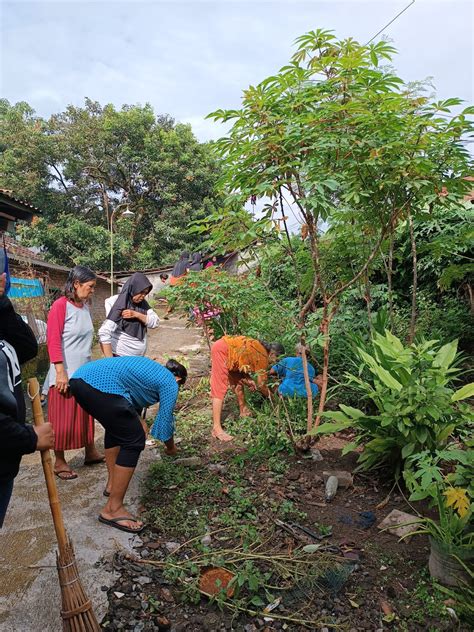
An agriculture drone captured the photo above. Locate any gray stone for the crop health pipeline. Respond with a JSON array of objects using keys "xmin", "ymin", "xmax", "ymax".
[
  {"xmin": 323, "ymin": 470, "xmax": 353, "ymax": 488},
  {"xmin": 174, "ymin": 456, "xmax": 202, "ymax": 467},
  {"xmin": 201, "ymin": 533, "xmax": 212, "ymax": 546},
  {"xmin": 325, "ymin": 475, "xmax": 339, "ymax": 501},
  {"xmin": 378, "ymin": 509, "xmax": 421, "ymax": 540},
  {"xmin": 310, "ymin": 448, "xmax": 324, "ymax": 461},
  {"xmin": 165, "ymin": 541, "xmax": 180, "ymax": 553},
  {"xmin": 136, "ymin": 575, "xmax": 153, "ymax": 586},
  {"xmin": 208, "ymin": 463, "xmax": 227, "ymax": 474}
]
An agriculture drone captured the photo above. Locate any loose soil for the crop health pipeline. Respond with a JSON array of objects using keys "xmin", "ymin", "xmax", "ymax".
[{"xmin": 101, "ymin": 330, "xmax": 470, "ymax": 631}]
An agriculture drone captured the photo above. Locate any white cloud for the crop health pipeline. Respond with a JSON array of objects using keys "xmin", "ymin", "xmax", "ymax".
[{"xmin": 0, "ymin": 0, "xmax": 472, "ymax": 145}]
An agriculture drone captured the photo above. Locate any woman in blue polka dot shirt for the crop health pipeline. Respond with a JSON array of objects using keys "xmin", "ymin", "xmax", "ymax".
[{"xmin": 70, "ymin": 356, "xmax": 187, "ymax": 534}]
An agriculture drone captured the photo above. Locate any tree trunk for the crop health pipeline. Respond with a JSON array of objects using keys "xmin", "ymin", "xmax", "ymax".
[
  {"xmin": 313, "ymin": 303, "xmax": 331, "ymax": 431},
  {"xmin": 387, "ymin": 232, "xmax": 394, "ymax": 331},
  {"xmin": 408, "ymin": 211, "xmax": 417, "ymax": 344},
  {"xmin": 300, "ymin": 343, "xmax": 313, "ymax": 435},
  {"xmin": 364, "ymin": 271, "xmax": 372, "ymax": 332}
]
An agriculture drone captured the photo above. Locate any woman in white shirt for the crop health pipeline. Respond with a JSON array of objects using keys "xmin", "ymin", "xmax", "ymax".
[{"xmin": 99, "ymin": 273, "xmax": 159, "ymax": 358}]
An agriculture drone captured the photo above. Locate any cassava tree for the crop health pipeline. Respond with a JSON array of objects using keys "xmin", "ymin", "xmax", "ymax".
[{"xmin": 198, "ymin": 29, "xmax": 473, "ymax": 436}]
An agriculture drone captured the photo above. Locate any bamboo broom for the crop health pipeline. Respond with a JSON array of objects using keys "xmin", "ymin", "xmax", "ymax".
[{"xmin": 28, "ymin": 377, "xmax": 100, "ymax": 631}]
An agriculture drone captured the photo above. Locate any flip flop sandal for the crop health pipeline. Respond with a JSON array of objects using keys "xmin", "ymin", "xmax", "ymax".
[
  {"xmin": 84, "ymin": 457, "xmax": 105, "ymax": 466},
  {"xmin": 103, "ymin": 489, "xmax": 111, "ymax": 497},
  {"xmin": 98, "ymin": 515, "xmax": 145, "ymax": 534},
  {"xmin": 54, "ymin": 470, "xmax": 78, "ymax": 480}
]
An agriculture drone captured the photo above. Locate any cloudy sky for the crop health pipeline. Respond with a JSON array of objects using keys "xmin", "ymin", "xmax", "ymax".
[{"xmin": 0, "ymin": 0, "xmax": 472, "ymax": 142}]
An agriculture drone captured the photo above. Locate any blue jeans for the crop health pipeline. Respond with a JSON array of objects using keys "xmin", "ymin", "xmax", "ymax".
[{"xmin": 0, "ymin": 478, "xmax": 14, "ymax": 528}]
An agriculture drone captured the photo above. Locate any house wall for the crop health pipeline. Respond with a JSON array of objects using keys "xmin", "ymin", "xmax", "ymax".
[{"xmin": 9, "ymin": 261, "xmax": 111, "ymax": 324}]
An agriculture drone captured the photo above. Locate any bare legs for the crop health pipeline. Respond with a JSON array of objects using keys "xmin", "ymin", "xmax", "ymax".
[
  {"xmin": 233, "ymin": 383, "xmax": 252, "ymax": 417},
  {"xmin": 100, "ymin": 446, "xmax": 142, "ymax": 531},
  {"xmin": 54, "ymin": 441, "xmax": 103, "ymax": 479},
  {"xmin": 84, "ymin": 441, "xmax": 104, "ymax": 462},
  {"xmin": 54, "ymin": 450, "xmax": 77, "ymax": 479},
  {"xmin": 211, "ymin": 382, "xmax": 253, "ymax": 442},
  {"xmin": 212, "ymin": 397, "xmax": 233, "ymax": 441}
]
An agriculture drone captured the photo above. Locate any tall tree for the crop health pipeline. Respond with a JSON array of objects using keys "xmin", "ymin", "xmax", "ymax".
[
  {"xmin": 0, "ymin": 99, "xmax": 222, "ymax": 270},
  {"xmin": 200, "ymin": 29, "xmax": 473, "ymax": 434}
]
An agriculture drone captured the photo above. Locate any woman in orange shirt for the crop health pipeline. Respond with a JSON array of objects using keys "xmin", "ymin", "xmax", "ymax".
[{"xmin": 210, "ymin": 335, "xmax": 284, "ymax": 441}]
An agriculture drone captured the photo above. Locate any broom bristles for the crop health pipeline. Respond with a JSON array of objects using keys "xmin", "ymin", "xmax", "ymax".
[{"xmin": 56, "ymin": 534, "xmax": 101, "ymax": 630}]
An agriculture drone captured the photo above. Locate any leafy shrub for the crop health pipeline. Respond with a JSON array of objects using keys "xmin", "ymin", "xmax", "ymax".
[
  {"xmin": 403, "ymin": 449, "xmax": 473, "ymax": 549},
  {"xmin": 166, "ymin": 267, "xmax": 298, "ymax": 348},
  {"xmin": 314, "ymin": 331, "xmax": 474, "ymax": 475}
]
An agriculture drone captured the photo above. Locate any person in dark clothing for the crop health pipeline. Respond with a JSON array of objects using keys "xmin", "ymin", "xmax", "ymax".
[
  {"xmin": 0, "ymin": 273, "xmax": 55, "ymax": 527},
  {"xmin": 187, "ymin": 252, "xmax": 203, "ymax": 272},
  {"xmin": 169, "ymin": 251, "xmax": 190, "ymax": 286}
]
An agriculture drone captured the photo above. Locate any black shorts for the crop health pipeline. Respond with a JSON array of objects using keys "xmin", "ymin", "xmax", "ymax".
[{"xmin": 69, "ymin": 378, "xmax": 145, "ymax": 468}]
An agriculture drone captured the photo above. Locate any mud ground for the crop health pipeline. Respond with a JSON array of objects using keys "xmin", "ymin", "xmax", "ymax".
[{"xmin": 0, "ymin": 313, "xmax": 207, "ymax": 632}]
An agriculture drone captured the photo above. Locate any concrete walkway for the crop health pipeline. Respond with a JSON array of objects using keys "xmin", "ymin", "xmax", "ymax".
[{"xmin": 0, "ymin": 314, "xmax": 207, "ymax": 632}]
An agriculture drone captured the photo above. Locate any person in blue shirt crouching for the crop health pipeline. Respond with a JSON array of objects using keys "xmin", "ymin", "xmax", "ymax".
[
  {"xmin": 270, "ymin": 344, "xmax": 321, "ymax": 398},
  {"xmin": 70, "ymin": 356, "xmax": 187, "ymax": 534}
]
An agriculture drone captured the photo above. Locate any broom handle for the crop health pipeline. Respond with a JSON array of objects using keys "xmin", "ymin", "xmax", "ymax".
[{"xmin": 28, "ymin": 378, "xmax": 69, "ymax": 555}]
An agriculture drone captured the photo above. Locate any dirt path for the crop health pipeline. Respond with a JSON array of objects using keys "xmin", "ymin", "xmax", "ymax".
[{"xmin": 0, "ymin": 313, "xmax": 208, "ymax": 632}]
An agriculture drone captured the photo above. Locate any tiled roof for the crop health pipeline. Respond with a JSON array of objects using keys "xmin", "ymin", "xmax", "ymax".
[
  {"xmin": 4, "ymin": 235, "xmax": 71, "ymax": 272},
  {"xmin": 0, "ymin": 189, "xmax": 42, "ymax": 213},
  {"xmin": 4, "ymin": 235, "xmax": 112, "ymax": 282}
]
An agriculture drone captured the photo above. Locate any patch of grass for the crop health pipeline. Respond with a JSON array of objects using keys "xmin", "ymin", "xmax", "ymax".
[
  {"xmin": 226, "ymin": 404, "xmax": 294, "ymax": 457},
  {"xmin": 143, "ymin": 460, "xmax": 221, "ymax": 537},
  {"xmin": 396, "ymin": 569, "xmax": 450, "ymax": 627},
  {"xmin": 277, "ymin": 499, "xmax": 308, "ymax": 522},
  {"xmin": 267, "ymin": 455, "xmax": 290, "ymax": 476}
]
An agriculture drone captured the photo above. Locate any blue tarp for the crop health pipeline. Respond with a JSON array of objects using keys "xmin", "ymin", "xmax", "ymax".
[{"xmin": 7, "ymin": 276, "xmax": 44, "ymax": 298}]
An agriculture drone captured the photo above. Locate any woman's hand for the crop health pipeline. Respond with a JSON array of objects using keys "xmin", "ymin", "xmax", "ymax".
[
  {"xmin": 241, "ymin": 377, "xmax": 257, "ymax": 392},
  {"xmin": 122, "ymin": 309, "xmax": 148, "ymax": 325},
  {"xmin": 121, "ymin": 309, "xmax": 137, "ymax": 319},
  {"xmin": 54, "ymin": 364, "xmax": 69, "ymax": 394}
]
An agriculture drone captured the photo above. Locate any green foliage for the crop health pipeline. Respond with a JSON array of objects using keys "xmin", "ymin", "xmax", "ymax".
[
  {"xmin": 143, "ymin": 459, "xmax": 221, "ymax": 537},
  {"xmin": 403, "ymin": 449, "xmax": 473, "ymax": 549},
  {"xmin": 314, "ymin": 332, "xmax": 473, "ymax": 475},
  {"xmin": 206, "ymin": 29, "xmax": 473, "ymax": 256},
  {"xmin": 415, "ymin": 203, "xmax": 473, "ymax": 292},
  {"xmin": 167, "ymin": 267, "xmax": 299, "ymax": 349},
  {"xmin": 1, "ymin": 98, "xmax": 221, "ymax": 269}
]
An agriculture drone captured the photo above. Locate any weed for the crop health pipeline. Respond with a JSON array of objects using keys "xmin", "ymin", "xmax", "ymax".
[
  {"xmin": 316, "ymin": 523, "xmax": 332, "ymax": 537},
  {"xmin": 277, "ymin": 499, "xmax": 308, "ymax": 522},
  {"xmin": 143, "ymin": 460, "xmax": 221, "ymax": 537},
  {"xmin": 267, "ymin": 455, "xmax": 289, "ymax": 475}
]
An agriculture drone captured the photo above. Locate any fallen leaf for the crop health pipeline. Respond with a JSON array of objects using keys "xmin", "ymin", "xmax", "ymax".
[
  {"xmin": 349, "ymin": 599, "xmax": 360, "ymax": 608},
  {"xmin": 380, "ymin": 600, "xmax": 393, "ymax": 615}
]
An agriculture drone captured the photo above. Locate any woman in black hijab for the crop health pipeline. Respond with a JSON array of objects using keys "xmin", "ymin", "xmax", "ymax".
[
  {"xmin": 169, "ymin": 251, "xmax": 190, "ymax": 286},
  {"xmin": 98, "ymin": 272, "xmax": 160, "ymax": 357},
  {"xmin": 187, "ymin": 252, "xmax": 203, "ymax": 272}
]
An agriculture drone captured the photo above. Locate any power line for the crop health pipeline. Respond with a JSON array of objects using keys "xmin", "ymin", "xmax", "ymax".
[{"xmin": 365, "ymin": 0, "xmax": 416, "ymax": 45}]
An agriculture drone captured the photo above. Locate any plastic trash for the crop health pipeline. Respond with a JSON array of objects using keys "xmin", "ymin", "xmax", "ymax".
[{"xmin": 325, "ymin": 475, "xmax": 339, "ymax": 502}]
